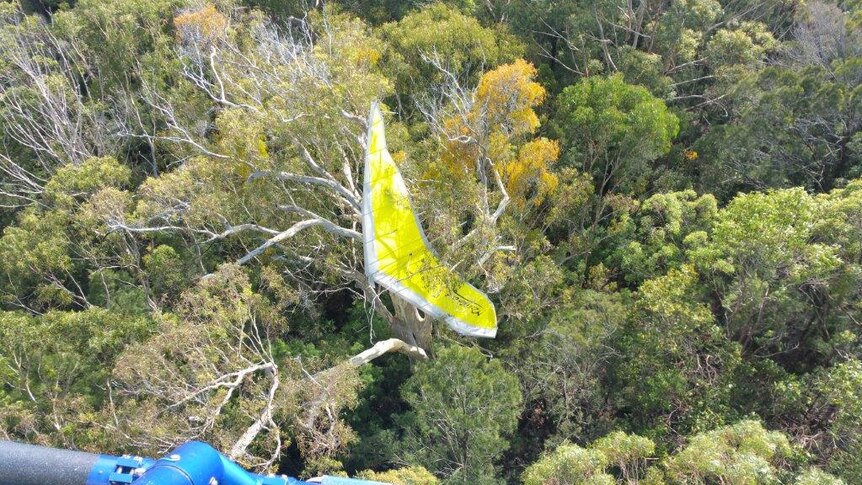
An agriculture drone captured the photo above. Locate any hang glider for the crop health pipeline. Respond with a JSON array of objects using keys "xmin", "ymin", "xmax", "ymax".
[{"xmin": 362, "ymin": 102, "xmax": 497, "ymax": 338}]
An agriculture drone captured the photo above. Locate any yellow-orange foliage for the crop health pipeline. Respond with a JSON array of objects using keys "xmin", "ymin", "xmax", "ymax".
[
  {"xmin": 439, "ymin": 59, "xmax": 557, "ymax": 208},
  {"xmin": 174, "ymin": 4, "xmax": 228, "ymax": 44},
  {"xmin": 683, "ymin": 148, "xmax": 699, "ymax": 161},
  {"xmin": 475, "ymin": 59, "xmax": 545, "ymax": 136},
  {"xmin": 503, "ymin": 138, "xmax": 560, "ymax": 208}
]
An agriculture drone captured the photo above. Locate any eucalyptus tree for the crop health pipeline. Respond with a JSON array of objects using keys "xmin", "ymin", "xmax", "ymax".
[{"xmin": 99, "ymin": 5, "xmax": 559, "ymax": 355}]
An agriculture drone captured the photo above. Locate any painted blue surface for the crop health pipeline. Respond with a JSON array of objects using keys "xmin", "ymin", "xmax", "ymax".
[
  {"xmin": 77, "ymin": 441, "xmax": 386, "ymax": 485},
  {"xmin": 128, "ymin": 441, "xmax": 299, "ymax": 485}
]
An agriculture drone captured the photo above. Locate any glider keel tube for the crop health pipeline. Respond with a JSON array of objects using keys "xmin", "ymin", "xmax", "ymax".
[{"xmin": 0, "ymin": 440, "xmax": 108, "ymax": 485}]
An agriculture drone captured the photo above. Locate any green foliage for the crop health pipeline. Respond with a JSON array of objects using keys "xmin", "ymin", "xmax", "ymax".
[
  {"xmin": 522, "ymin": 431, "xmax": 654, "ymax": 485},
  {"xmin": 772, "ymin": 359, "xmax": 862, "ymax": 482},
  {"xmin": 609, "ymin": 190, "xmax": 718, "ymax": 285},
  {"xmin": 0, "ymin": 209, "xmax": 75, "ymax": 307},
  {"xmin": 556, "ymin": 74, "xmax": 680, "ymax": 196},
  {"xmin": 0, "ymin": 154, "xmax": 142, "ymax": 312},
  {"xmin": 51, "ymin": 0, "xmax": 182, "ymax": 91},
  {"xmin": 380, "ymin": 3, "xmax": 523, "ymax": 108},
  {"xmin": 400, "ymin": 345, "xmax": 522, "ymax": 483},
  {"xmin": 795, "ymin": 467, "xmax": 847, "ymax": 485},
  {"xmin": 522, "ymin": 442, "xmax": 615, "ymax": 485},
  {"xmin": 611, "ymin": 265, "xmax": 743, "ymax": 442},
  {"xmin": 704, "ymin": 22, "xmax": 777, "ymax": 68},
  {"xmin": 143, "ymin": 244, "xmax": 194, "ymax": 303},
  {"xmin": 526, "ymin": 422, "xmax": 845, "ymax": 485},
  {"xmin": 45, "ymin": 157, "xmax": 131, "ymax": 207},
  {"xmin": 694, "ymin": 58, "xmax": 862, "ymax": 197},
  {"xmin": 96, "ymin": 264, "xmax": 374, "ymax": 469},
  {"xmin": 0, "ymin": 308, "xmax": 155, "ymax": 447},
  {"xmin": 335, "ymin": 0, "xmax": 479, "ymax": 25},
  {"xmin": 356, "ymin": 465, "xmax": 440, "ymax": 484},
  {"xmin": 0, "ymin": 0, "xmax": 861, "ymax": 482},
  {"xmin": 664, "ymin": 420, "xmax": 793, "ymax": 484},
  {"xmin": 690, "ymin": 187, "xmax": 853, "ymax": 367}
]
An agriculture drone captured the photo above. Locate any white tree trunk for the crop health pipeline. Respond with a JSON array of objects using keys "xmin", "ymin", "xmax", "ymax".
[{"xmin": 391, "ymin": 294, "xmax": 433, "ymax": 354}]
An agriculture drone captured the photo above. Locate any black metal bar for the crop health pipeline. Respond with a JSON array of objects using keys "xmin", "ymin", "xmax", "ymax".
[{"xmin": 0, "ymin": 440, "xmax": 99, "ymax": 485}]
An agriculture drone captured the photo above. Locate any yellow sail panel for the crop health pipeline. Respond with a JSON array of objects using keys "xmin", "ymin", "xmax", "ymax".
[{"xmin": 362, "ymin": 102, "xmax": 497, "ymax": 338}]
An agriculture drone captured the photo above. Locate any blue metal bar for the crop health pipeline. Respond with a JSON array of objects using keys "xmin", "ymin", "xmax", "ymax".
[
  {"xmin": 0, "ymin": 440, "xmax": 387, "ymax": 485},
  {"xmin": 131, "ymin": 441, "xmax": 301, "ymax": 485}
]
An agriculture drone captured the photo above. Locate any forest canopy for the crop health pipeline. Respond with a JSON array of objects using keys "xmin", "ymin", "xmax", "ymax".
[{"xmin": 0, "ymin": 0, "xmax": 861, "ymax": 483}]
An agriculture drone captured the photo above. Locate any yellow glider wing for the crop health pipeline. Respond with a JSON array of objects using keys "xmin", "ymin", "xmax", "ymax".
[{"xmin": 362, "ymin": 102, "xmax": 497, "ymax": 338}]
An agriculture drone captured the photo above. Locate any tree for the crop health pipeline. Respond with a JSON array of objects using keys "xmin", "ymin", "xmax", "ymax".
[
  {"xmin": 771, "ymin": 359, "xmax": 862, "ymax": 483},
  {"xmin": 503, "ymin": 283, "xmax": 626, "ymax": 454},
  {"xmin": 357, "ymin": 465, "xmax": 440, "ymax": 484},
  {"xmin": 105, "ymin": 263, "xmax": 425, "ymax": 473},
  {"xmin": 379, "ymin": 3, "xmax": 523, "ymax": 111},
  {"xmin": 1, "ymin": 0, "xmax": 862, "ymax": 481},
  {"xmin": 522, "ymin": 442, "xmax": 615, "ymax": 485},
  {"xmin": 429, "ymin": 58, "xmax": 559, "ymax": 212},
  {"xmin": 96, "ymin": 7, "xmax": 551, "ymax": 355},
  {"xmin": 795, "ymin": 468, "xmax": 846, "ymax": 485},
  {"xmin": 415, "ymin": 58, "xmax": 561, "ymax": 302},
  {"xmin": 0, "ymin": 156, "xmax": 144, "ymax": 313},
  {"xmin": 610, "ymin": 265, "xmax": 742, "ymax": 443},
  {"xmin": 555, "ymin": 74, "xmax": 679, "ymax": 198},
  {"xmin": 689, "ymin": 187, "xmax": 855, "ymax": 368},
  {"xmin": 523, "ymin": 421, "xmax": 845, "ymax": 484},
  {"xmin": 0, "ymin": 3, "xmax": 110, "ymax": 193},
  {"xmin": 691, "ymin": 2, "xmax": 861, "ymax": 197},
  {"xmin": 607, "ymin": 190, "xmax": 718, "ymax": 286},
  {"xmin": 522, "ymin": 432, "xmax": 655, "ymax": 485},
  {"xmin": 399, "ymin": 345, "xmax": 522, "ymax": 483},
  {"xmin": 664, "ymin": 420, "xmax": 793, "ymax": 484},
  {"xmin": 0, "ymin": 308, "xmax": 154, "ymax": 449}
]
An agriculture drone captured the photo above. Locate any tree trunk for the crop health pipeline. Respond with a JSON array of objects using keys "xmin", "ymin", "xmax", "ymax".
[{"xmin": 390, "ymin": 293, "xmax": 434, "ymax": 355}]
